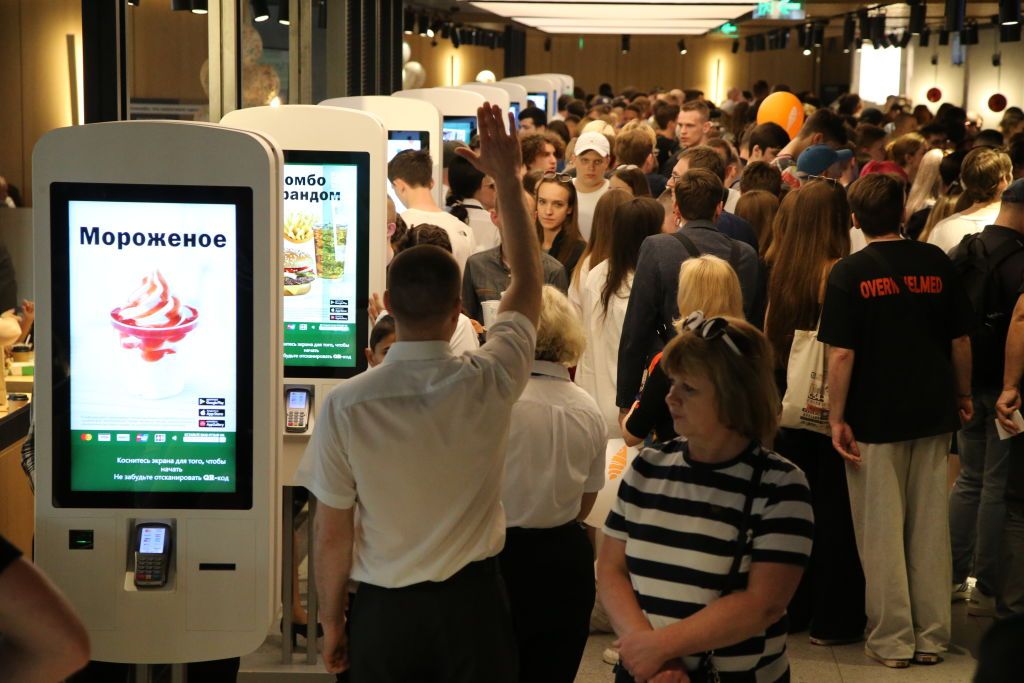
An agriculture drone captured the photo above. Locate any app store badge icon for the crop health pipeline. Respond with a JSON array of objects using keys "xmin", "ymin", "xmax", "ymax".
[
  {"xmin": 98, "ymin": 433, "xmax": 111, "ymax": 442},
  {"xmin": 116, "ymin": 434, "xmax": 130, "ymax": 442}
]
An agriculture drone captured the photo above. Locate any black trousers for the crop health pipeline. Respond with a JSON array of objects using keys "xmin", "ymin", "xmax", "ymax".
[
  {"xmin": 349, "ymin": 557, "xmax": 518, "ymax": 683},
  {"xmin": 498, "ymin": 521, "xmax": 595, "ymax": 683},
  {"xmin": 776, "ymin": 428, "xmax": 867, "ymax": 640}
]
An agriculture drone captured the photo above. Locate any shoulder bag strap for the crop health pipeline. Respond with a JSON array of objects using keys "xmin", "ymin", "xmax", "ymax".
[{"xmin": 672, "ymin": 230, "xmax": 702, "ymax": 258}]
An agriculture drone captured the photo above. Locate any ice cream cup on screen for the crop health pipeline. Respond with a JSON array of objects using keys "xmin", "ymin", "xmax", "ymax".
[{"xmin": 110, "ymin": 270, "xmax": 199, "ymax": 400}]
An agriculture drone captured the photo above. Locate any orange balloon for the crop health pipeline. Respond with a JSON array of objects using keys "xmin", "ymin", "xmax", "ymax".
[{"xmin": 757, "ymin": 92, "xmax": 805, "ymax": 139}]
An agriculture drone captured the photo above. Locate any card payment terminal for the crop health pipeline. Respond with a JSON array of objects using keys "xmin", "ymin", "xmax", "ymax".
[{"xmin": 133, "ymin": 522, "xmax": 173, "ymax": 588}]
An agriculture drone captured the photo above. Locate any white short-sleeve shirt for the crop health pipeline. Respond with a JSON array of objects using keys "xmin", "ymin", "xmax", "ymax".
[
  {"xmin": 401, "ymin": 208, "xmax": 478, "ymax": 274},
  {"xmin": 296, "ymin": 311, "xmax": 536, "ymax": 588},
  {"xmin": 502, "ymin": 361, "xmax": 607, "ymax": 528},
  {"xmin": 926, "ymin": 203, "xmax": 1000, "ymax": 254}
]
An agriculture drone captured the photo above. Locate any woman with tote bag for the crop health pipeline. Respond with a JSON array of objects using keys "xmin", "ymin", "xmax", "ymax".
[{"xmin": 764, "ymin": 179, "xmax": 867, "ymax": 646}]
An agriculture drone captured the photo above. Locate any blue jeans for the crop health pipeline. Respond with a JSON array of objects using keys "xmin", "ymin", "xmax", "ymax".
[{"xmin": 949, "ymin": 390, "xmax": 1010, "ymax": 596}]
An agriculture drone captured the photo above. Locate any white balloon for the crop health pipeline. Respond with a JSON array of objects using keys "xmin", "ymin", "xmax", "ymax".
[
  {"xmin": 402, "ymin": 41, "xmax": 411, "ymax": 65},
  {"xmin": 404, "ymin": 61, "xmax": 426, "ymax": 89}
]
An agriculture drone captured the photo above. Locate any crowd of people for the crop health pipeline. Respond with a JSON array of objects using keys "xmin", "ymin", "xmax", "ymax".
[
  {"xmin": 294, "ymin": 80, "xmax": 1024, "ymax": 683},
  {"xmin": 8, "ymin": 82, "xmax": 1024, "ymax": 683}
]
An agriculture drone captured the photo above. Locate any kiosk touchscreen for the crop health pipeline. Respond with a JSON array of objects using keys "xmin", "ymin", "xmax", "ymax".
[
  {"xmin": 320, "ymin": 95, "xmax": 444, "ymax": 208},
  {"xmin": 54, "ymin": 182, "xmax": 252, "ymax": 507},
  {"xmin": 387, "ymin": 130, "xmax": 429, "ymax": 213},
  {"xmin": 33, "ymin": 120, "xmax": 280, "ymax": 663},
  {"xmin": 281, "ymin": 150, "xmax": 370, "ymax": 379},
  {"xmin": 442, "ymin": 116, "xmax": 477, "ymax": 143},
  {"xmin": 527, "ymin": 92, "xmax": 548, "ymax": 112}
]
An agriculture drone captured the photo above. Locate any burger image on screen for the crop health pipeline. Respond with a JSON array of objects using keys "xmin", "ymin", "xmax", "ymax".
[{"xmin": 283, "ymin": 250, "xmax": 315, "ymax": 296}]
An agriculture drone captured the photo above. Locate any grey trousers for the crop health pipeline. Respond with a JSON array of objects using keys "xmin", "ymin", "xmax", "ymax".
[
  {"xmin": 999, "ymin": 501, "xmax": 1024, "ymax": 617},
  {"xmin": 950, "ymin": 390, "xmax": 1010, "ymax": 596},
  {"xmin": 846, "ymin": 434, "xmax": 952, "ymax": 659}
]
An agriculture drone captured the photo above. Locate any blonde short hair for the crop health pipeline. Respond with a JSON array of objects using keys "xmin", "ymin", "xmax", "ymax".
[
  {"xmin": 535, "ymin": 285, "xmax": 587, "ymax": 366},
  {"xmin": 675, "ymin": 255, "xmax": 743, "ymax": 330},
  {"xmin": 582, "ymin": 119, "xmax": 616, "ymax": 137},
  {"xmin": 662, "ymin": 316, "xmax": 779, "ymax": 444}
]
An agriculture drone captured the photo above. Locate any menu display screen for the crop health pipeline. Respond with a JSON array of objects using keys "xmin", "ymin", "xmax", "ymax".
[
  {"xmin": 282, "ymin": 150, "xmax": 369, "ymax": 379},
  {"xmin": 51, "ymin": 182, "xmax": 254, "ymax": 509},
  {"xmin": 527, "ymin": 93, "xmax": 548, "ymax": 112},
  {"xmin": 442, "ymin": 116, "xmax": 476, "ymax": 143},
  {"xmin": 387, "ymin": 131, "xmax": 429, "ymax": 213}
]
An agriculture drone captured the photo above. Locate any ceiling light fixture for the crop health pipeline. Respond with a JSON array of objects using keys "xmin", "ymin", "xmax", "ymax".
[
  {"xmin": 252, "ymin": 0, "xmax": 269, "ymax": 22},
  {"xmin": 1000, "ymin": 0, "xmax": 1021, "ymax": 26},
  {"xmin": 403, "ymin": 10, "xmax": 415, "ymax": 34},
  {"xmin": 909, "ymin": 0, "xmax": 926, "ymax": 35},
  {"xmin": 802, "ymin": 48, "xmax": 812, "ymax": 56},
  {"xmin": 621, "ymin": 34, "xmax": 630, "ymax": 54},
  {"xmin": 731, "ymin": 40, "xmax": 740, "ymax": 54},
  {"xmin": 919, "ymin": 26, "xmax": 931, "ymax": 47},
  {"xmin": 939, "ymin": 28, "xmax": 950, "ymax": 45},
  {"xmin": 812, "ymin": 23, "xmax": 824, "ymax": 47},
  {"xmin": 677, "ymin": 38, "xmax": 688, "ymax": 54},
  {"xmin": 278, "ymin": 0, "xmax": 289, "ymax": 26},
  {"xmin": 842, "ymin": 14, "xmax": 856, "ymax": 52},
  {"xmin": 417, "ymin": 14, "xmax": 430, "ymax": 36},
  {"xmin": 191, "ymin": 0, "xmax": 208, "ymax": 14},
  {"xmin": 171, "ymin": 0, "xmax": 191, "ymax": 10},
  {"xmin": 946, "ymin": 0, "xmax": 966, "ymax": 33}
]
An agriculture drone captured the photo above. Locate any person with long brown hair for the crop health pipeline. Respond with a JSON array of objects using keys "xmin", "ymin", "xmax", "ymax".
[
  {"xmin": 761, "ymin": 188, "xmax": 799, "ymax": 265},
  {"xmin": 535, "ymin": 172, "xmax": 586, "ymax": 278},
  {"xmin": 576, "ymin": 197, "xmax": 664, "ymax": 434},
  {"xmin": 763, "ymin": 180, "xmax": 865, "ymax": 647},
  {"xmin": 569, "ymin": 188, "xmax": 633, "ymax": 313},
  {"xmin": 735, "ymin": 190, "xmax": 780, "ymax": 255}
]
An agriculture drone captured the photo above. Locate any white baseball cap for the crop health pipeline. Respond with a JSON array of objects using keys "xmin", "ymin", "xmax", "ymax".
[{"xmin": 575, "ymin": 131, "xmax": 610, "ymax": 158}]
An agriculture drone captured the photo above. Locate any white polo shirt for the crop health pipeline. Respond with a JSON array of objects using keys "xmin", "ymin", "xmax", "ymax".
[
  {"xmin": 400, "ymin": 208, "xmax": 477, "ymax": 274},
  {"xmin": 574, "ymin": 260, "xmax": 632, "ymax": 436},
  {"xmin": 296, "ymin": 311, "xmax": 536, "ymax": 588},
  {"xmin": 502, "ymin": 360, "xmax": 606, "ymax": 529}
]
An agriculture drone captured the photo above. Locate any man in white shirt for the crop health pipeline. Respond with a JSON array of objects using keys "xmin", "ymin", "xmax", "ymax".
[
  {"xmin": 928, "ymin": 147, "xmax": 1013, "ymax": 253},
  {"xmin": 573, "ymin": 131, "xmax": 611, "ymax": 241},
  {"xmin": 298, "ymin": 104, "xmax": 542, "ymax": 682},
  {"xmin": 388, "ymin": 149, "xmax": 476, "ymax": 272}
]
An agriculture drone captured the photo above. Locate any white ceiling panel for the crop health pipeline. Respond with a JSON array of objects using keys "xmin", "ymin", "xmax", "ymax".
[
  {"xmin": 514, "ymin": 17, "xmax": 724, "ymax": 29},
  {"xmin": 532, "ymin": 26, "xmax": 713, "ymax": 35},
  {"xmin": 469, "ymin": 2, "xmax": 754, "ymax": 21}
]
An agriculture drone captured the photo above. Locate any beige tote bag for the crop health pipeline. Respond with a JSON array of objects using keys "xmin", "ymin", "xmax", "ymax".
[{"xmin": 779, "ymin": 323, "xmax": 831, "ymax": 435}]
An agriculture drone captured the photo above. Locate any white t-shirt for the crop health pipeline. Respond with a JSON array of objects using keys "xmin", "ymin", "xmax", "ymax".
[
  {"xmin": 573, "ymin": 179, "xmax": 611, "ymax": 242},
  {"xmin": 926, "ymin": 203, "xmax": 1001, "ymax": 254},
  {"xmin": 296, "ymin": 311, "xmax": 536, "ymax": 588},
  {"xmin": 575, "ymin": 260, "xmax": 632, "ymax": 436},
  {"xmin": 503, "ymin": 361, "xmax": 606, "ymax": 529},
  {"xmin": 460, "ymin": 199, "xmax": 501, "ymax": 253},
  {"xmin": 567, "ymin": 253, "xmax": 592, "ymax": 316},
  {"xmin": 725, "ymin": 187, "xmax": 740, "ymax": 214},
  {"xmin": 450, "ymin": 313, "xmax": 480, "ymax": 355},
  {"xmin": 400, "ymin": 208, "xmax": 477, "ymax": 274}
]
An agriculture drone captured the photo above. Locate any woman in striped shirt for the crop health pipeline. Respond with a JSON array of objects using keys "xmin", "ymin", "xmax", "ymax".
[{"xmin": 597, "ymin": 315, "xmax": 814, "ymax": 682}]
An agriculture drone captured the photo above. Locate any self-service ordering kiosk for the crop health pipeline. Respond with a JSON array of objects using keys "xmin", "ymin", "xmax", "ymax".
[{"xmin": 33, "ymin": 121, "xmax": 281, "ymax": 664}]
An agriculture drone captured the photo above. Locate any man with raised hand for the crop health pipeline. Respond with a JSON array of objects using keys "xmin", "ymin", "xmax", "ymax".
[{"xmin": 299, "ymin": 103, "xmax": 541, "ymax": 682}]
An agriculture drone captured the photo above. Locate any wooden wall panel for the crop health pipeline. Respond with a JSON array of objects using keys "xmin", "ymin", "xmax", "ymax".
[
  {"xmin": 128, "ymin": 2, "xmax": 209, "ymax": 102},
  {"xmin": 17, "ymin": 0, "xmax": 81, "ymax": 208},
  {"xmin": 406, "ymin": 34, "xmax": 504, "ymax": 88},
  {"xmin": 524, "ymin": 34, "xmax": 833, "ymax": 101},
  {"xmin": 0, "ymin": 0, "xmax": 25, "ymax": 202}
]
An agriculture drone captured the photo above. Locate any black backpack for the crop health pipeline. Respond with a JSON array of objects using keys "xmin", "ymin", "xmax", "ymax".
[{"xmin": 950, "ymin": 231, "xmax": 1024, "ymax": 382}]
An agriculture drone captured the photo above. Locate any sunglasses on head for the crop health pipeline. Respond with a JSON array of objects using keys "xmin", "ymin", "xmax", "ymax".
[
  {"xmin": 682, "ymin": 311, "xmax": 742, "ymax": 356},
  {"xmin": 804, "ymin": 174, "xmax": 841, "ymax": 187},
  {"xmin": 541, "ymin": 171, "xmax": 573, "ymax": 183}
]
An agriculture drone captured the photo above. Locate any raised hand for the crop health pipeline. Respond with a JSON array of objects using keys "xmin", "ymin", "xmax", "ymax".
[{"xmin": 455, "ymin": 103, "xmax": 522, "ymax": 181}]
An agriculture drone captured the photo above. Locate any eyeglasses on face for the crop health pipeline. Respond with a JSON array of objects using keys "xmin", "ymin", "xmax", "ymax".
[{"xmin": 681, "ymin": 310, "xmax": 742, "ymax": 356}]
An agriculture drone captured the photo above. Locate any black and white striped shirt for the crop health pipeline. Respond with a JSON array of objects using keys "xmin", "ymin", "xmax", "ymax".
[{"xmin": 605, "ymin": 438, "xmax": 813, "ymax": 683}]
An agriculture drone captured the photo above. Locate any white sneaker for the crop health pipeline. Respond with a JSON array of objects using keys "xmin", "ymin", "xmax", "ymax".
[
  {"xmin": 952, "ymin": 581, "xmax": 971, "ymax": 602},
  {"xmin": 602, "ymin": 647, "xmax": 620, "ymax": 665},
  {"xmin": 968, "ymin": 587, "xmax": 996, "ymax": 617}
]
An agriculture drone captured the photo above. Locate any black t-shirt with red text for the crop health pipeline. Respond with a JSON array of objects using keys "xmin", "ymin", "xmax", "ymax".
[{"xmin": 819, "ymin": 239, "xmax": 973, "ymax": 444}]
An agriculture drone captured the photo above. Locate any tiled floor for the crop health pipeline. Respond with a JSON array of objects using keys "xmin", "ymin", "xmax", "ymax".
[{"xmin": 574, "ymin": 601, "xmax": 989, "ymax": 683}]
